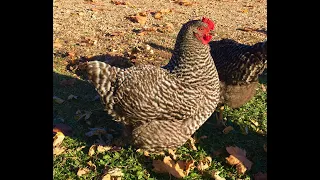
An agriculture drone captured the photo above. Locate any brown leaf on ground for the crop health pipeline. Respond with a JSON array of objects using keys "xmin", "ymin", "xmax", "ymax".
[
  {"xmin": 168, "ymin": 149, "xmax": 177, "ymax": 160},
  {"xmin": 254, "ymin": 172, "xmax": 267, "ymax": 180},
  {"xmin": 111, "ymin": 0, "xmax": 126, "ymax": 5},
  {"xmin": 54, "ymin": 146, "xmax": 66, "ymax": 155},
  {"xmin": 153, "ymin": 8, "xmax": 173, "ymax": 19},
  {"xmin": 53, "ymin": 96, "xmax": 65, "ymax": 104},
  {"xmin": 261, "ymin": 84, "xmax": 267, "ymax": 92},
  {"xmin": 152, "ymin": 156, "xmax": 193, "ymax": 178},
  {"xmin": 187, "ymin": 137, "xmax": 197, "ymax": 151},
  {"xmin": 225, "ymin": 146, "xmax": 253, "ymax": 174},
  {"xmin": 60, "ymin": 79, "xmax": 76, "ymax": 86},
  {"xmin": 128, "ymin": 12, "xmax": 147, "ymax": 25},
  {"xmin": 175, "ymin": 0, "xmax": 195, "ymax": 6},
  {"xmin": 54, "ymin": 39, "xmax": 62, "ymax": 48},
  {"xmin": 87, "ymin": 161, "xmax": 97, "ymax": 171},
  {"xmin": 158, "ymin": 23, "xmax": 174, "ymax": 33},
  {"xmin": 211, "ymin": 170, "xmax": 226, "ymax": 180},
  {"xmin": 97, "ymin": 145, "xmax": 112, "ymax": 153},
  {"xmin": 88, "ymin": 145, "xmax": 97, "ymax": 156},
  {"xmin": 53, "ymin": 123, "xmax": 73, "ymax": 136},
  {"xmin": 101, "ymin": 167, "xmax": 123, "ymax": 180},
  {"xmin": 77, "ymin": 168, "xmax": 90, "ymax": 176},
  {"xmin": 222, "ymin": 126, "xmax": 234, "ymax": 134},
  {"xmin": 197, "ymin": 156, "xmax": 212, "ymax": 171},
  {"xmin": 53, "ymin": 132, "xmax": 65, "ymax": 147}
]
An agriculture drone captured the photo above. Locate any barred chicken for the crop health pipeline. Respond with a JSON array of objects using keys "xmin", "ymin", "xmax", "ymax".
[
  {"xmin": 79, "ymin": 18, "xmax": 220, "ymax": 152},
  {"xmin": 209, "ymin": 38, "xmax": 267, "ymax": 127}
]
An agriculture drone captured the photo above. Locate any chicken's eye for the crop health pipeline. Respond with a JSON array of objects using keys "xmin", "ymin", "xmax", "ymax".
[{"xmin": 198, "ymin": 27, "xmax": 204, "ymax": 31}]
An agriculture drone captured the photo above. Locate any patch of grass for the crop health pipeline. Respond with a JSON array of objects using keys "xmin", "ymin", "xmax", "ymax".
[{"xmin": 53, "ymin": 57, "xmax": 267, "ymax": 180}]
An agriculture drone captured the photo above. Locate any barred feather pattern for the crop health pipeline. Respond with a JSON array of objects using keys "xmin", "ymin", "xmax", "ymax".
[
  {"xmin": 209, "ymin": 39, "xmax": 267, "ymax": 108},
  {"xmin": 209, "ymin": 39, "xmax": 267, "ymax": 85},
  {"xmin": 81, "ymin": 20, "xmax": 220, "ymax": 152}
]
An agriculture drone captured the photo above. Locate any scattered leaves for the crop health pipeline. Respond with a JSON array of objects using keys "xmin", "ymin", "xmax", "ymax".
[
  {"xmin": 187, "ymin": 137, "xmax": 197, "ymax": 151},
  {"xmin": 53, "ymin": 132, "xmax": 65, "ymax": 147},
  {"xmin": 53, "ymin": 96, "xmax": 65, "ymax": 104},
  {"xmin": 174, "ymin": 0, "xmax": 195, "ymax": 6},
  {"xmin": 101, "ymin": 168, "xmax": 123, "ymax": 180},
  {"xmin": 77, "ymin": 168, "xmax": 90, "ymax": 176},
  {"xmin": 85, "ymin": 127, "xmax": 107, "ymax": 137},
  {"xmin": 128, "ymin": 12, "xmax": 147, "ymax": 25},
  {"xmin": 53, "ymin": 123, "xmax": 73, "ymax": 136},
  {"xmin": 136, "ymin": 26, "xmax": 158, "ymax": 36},
  {"xmin": 152, "ymin": 156, "xmax": 194, "ymax": 178},
  {"xmin": 211, "ymin": 171, "xmax": 226, "ymax": 180},
  {"xmin": 254, "ymin": 172, "xmax": 267, "ymax": 180},
  {"xmin": 60, "ymin": 79, "xmax": 76, "ymax": 86},
  {"xmin": 222, "ymin": 126, "xmax": 234, "ymax": 134},
  {"xmin": 54, "ymin": 146, "xmax": 66, "ymax": 155},
  {"xmin": 261, "ymin": 84, "xmax": 267, "ymax": 92},
  {"xmin": 87, "ymin": 161, "xmax": 97, "ymax": 171},
  {"xmin": 168, "ymin": 149, "xmax": 177, "ymax": 160},
  {"xmin": 225, "ymin": 146, "xmax": 253, "ymax": 174},
  {"xmin": 197, "ymin": 156, "xmax": 212, "ymax": 171},
  {"xmin": 53, "ymin": 39, "xmax": 62, "ymax": 48},
  {"xmin": 67, "ymin": 94, "xmax": 78, "ymax": 100},
  {"xmin": 97, "ymin": 145, "xmax": 112, "ymax": 153},
  {"xmin": 88, "ymin": 145, "xmax": 97, "ymax": 156},
  {"xmin": 158, "ymin": 23, "xmax": 174, "ymax": 33},
  {"xmin": 111, "ymin": 0, "xmax": 126, "ymax": 5},
  {"xmin": 153, "ymin": 8, "xmax": 173, "ymax": 19}
]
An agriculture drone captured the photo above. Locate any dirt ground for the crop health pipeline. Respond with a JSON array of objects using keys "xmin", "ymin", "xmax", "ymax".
[{"xmin": 53, "ymin": 0, "xmax": 266, "ymax": 66}]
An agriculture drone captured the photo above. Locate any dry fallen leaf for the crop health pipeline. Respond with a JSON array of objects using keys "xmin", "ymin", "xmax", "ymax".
[
  {"xmin": 87, "ymin": 161, "xmax": 97, "ymax": 171},
  {"xmin": 225, "ymin": 146, "xmax": 253, "ymax": 174},
  {"xmin": 197, "ymin": 156, "xmax": 212, "ymax": 171},
  {"xmin": 53, "ymin": 146, "xmax": 66, "ymax": 155},
  {"xmin": 53, "ymin": 96, "xmax": 64, "ymax": 104},
  {"xmin": 128, "ymin": 12, "xmax": 147, "ymax": 25},
  {"xmin": 101, "ymin": 167, "xmax": 123, "ymax": 180},
  {"xmin": 187, "ymin": 137, "xmax": 197, "ymax": 151},
  {"xmin": 152, "ymin": 156, "xmax": 194, "ymax": 178},
  {"xmin": 53, "ymin": 39, "xmax": 62, "ymax": 48},
  {"xmin": 175, "ymin": 0, "xmax": 195, "ymax": 6},
  {"xmin": 168, "ymin": 149, "xmax": 177, "ymax": 160},
  {"xmin": 261, "ymin": 84, "xmax": 267, "ymax": 92},
  {"xmin": 222, "ymin": 126, "xmax": 234, "ymax": 134},
  {"xmin": 159, "ymin": 23, "xmax": 175, "ymax": 33},
  {"xmin": 53, "ymin": 132, "xmax": 65, "ymax": 147},
  {"xmin": 237, "ymin": 27, "xmax": 259, "ymax": 32},
  {"xmin": 97, "ymin": 145, "xmax": 112, "ymax": 153},
  {"xmin": 254, "ymin": 172, "xmax": 267, "ymax": 180},
  {"xmin": 77, "ymin": 168, "xmax": 90, "ymax": 176},
  {"xmin": 88, "ymin": 145, "xmax": 97, "ymax": 156},
  {"xmin": 154, "ymin": 12, "xmax": 163, "ymax": 19},
  {"xmin": 211, "ymin": 170, "xmax": 226, "ymax": 180},
  {"xmin": 67, "ymin": 94, "xmax": 78, "ymax": 100},
  {"xmin": 111, "ymin": 0, "xmax": 127, "ymax": 5},
  {"xmin": 109, "ymin": 31, "xmax": 125, "ymax": 37},
  {"xmin": 53, "ymin": 123, "xmax": 73, "ymax": 136}
]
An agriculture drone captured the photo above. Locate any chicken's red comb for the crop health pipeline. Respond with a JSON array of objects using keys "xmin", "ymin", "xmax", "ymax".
[{"xmin": 202, "ymin": 17, "xmax": 215, "ymax": 30}]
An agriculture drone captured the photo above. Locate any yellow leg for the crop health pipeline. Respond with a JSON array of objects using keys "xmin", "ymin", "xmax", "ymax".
[{"xmin": 216, "ymin": 106, "xmax": 226, "ymax": 128}]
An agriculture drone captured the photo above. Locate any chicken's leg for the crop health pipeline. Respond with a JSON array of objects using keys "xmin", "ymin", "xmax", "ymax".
[{"xmin": 215, "ymin": 106, "xmax": 227, "ymax": 128}]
